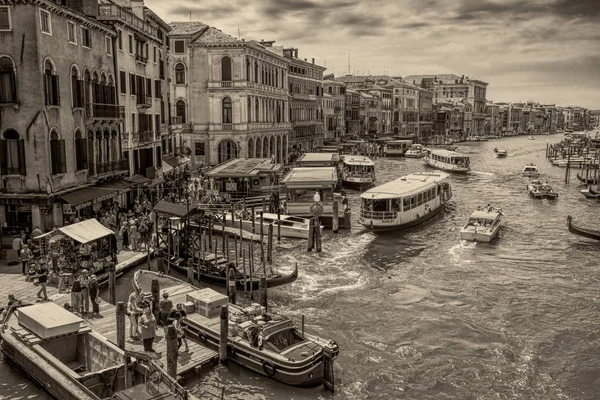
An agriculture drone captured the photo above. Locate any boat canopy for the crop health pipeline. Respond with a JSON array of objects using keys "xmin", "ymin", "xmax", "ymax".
[
  {"xmin": 430, "ymin": 149, "xmax": 468, "ymax": 158},
  {"xmin": 342, "ymin": 156, "xmax": 374, "ymax": 166},
  {"xmin": 297, "ymin": 153, "xmax": 340, "ymax": 164},
  {"xmin": 281, "ymin": 167, "xmax": 338, "ymax": 188},
  {"xmin": 360, "ymin": 172, "xmax": 449, "ymax": 199}
]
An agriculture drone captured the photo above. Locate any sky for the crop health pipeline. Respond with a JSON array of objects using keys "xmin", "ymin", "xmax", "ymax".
[{"xmin": 145, "ymin": 0, "xmax": 600, "ymax": 109}]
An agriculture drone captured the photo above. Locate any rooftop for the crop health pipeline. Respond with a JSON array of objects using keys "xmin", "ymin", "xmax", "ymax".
[
  {"xmin": 281, "ymin": 167, "xmax": 338, "ymax": 186},
  {"xmin": 169, "ymin": 21, "xmax": 208, "ymax": 36},
  {"xmin": 297, "ymin": 153, "xmax": 340, "ymax": 164},
  {"xmin": 207, "ymin": 158, "xmax": 283, "ymax": 177},
  {"xmin": 342, "ymin": 156, "xmax": 374, "ymax": 166},
  {"xmin": 361, "ymin": 172, "xmax": 450, "ymax": 199},
  {"xmin": 404, "ymin": 74, "xmax": 488, "ymax": 86}
]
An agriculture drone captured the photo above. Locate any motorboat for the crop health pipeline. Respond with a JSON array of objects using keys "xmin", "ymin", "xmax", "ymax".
[
  {"xmin": 493, "ymin": 148, "xmax": 508, "ymax": 158},
  {"xmin": 340, "ymin": 155, "xmax": 375, "ymax": 189},
  {"xmin": 526, "ymin": 179, "xmax": 545, "ymax": 198},
  {"xmin": 522, "ymin": 164, "xmax": 540, "ymax": 177},
  {"xmin": 218, "ymin": 212, "xmax": 323, "ymax": 240},
  {"xmin": 404, "ymin": 144, "xmax": 427, "ymax": 158},
  {"xmin": 133, "ymin": 271, "xmax": 339, "ymax": 390},
  {"xmin": 460, "ymin": 207, "xmax": 503, "ymax": 243},
  {"xmin": 542, "ymin": 183, "xmax": 559, "ymax": 199},
  {"xmin": 528, "ymin": 136, "xmax": 536, "ymax": 140},
  {"xmin": 0, "ymin": 302, "xmax": 196, "ymax": 400}
]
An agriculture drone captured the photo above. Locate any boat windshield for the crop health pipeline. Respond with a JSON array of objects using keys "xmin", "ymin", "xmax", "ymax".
[
  {"xmin": 524, "ymin": 166, "xmax": 537, "ymax": 171},
  {"xmin": 265, "ymin": 327, "xmax": 305, "ymax": 353},
  {"xmin": 343, "ymin": 164, "xmax": 375, "ymax": 174}
]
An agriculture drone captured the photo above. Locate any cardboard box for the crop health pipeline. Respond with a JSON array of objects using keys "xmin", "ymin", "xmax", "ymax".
[
  {"xmin": 186, "ymin": 288, "xmax": 228, "ymax": 318},
  {"xmin": 17, "ymin": 303, "xmax": 83, "ymax": 339}
]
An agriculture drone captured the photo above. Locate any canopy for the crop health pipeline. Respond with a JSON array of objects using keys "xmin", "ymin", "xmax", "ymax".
[
  {"xmin": 153, "ymin": 200, "xmax": 201, "ymax": 218},
  {"xmin": 58, "ymin": 219, "xmax": 115, "ymax": 244}
]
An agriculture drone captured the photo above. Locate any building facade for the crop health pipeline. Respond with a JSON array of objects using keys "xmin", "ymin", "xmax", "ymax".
[
  {"xmin": 323, "ymin": 76, "xmax": 346, "ymax": 140},
  {"xmin": 0, "ymin": 0, "xmax": 125, "ymax": 233},
  {"xmin": 345, "ymin": 89, "xmax": 361, "ymax": 137},
  {"xmin": 418, "ymin": 88, "xmax": 433, "ymax": 139},
  {"xmin": 284, "ymin": 48, "xmax": 326, "ymax": 153}
]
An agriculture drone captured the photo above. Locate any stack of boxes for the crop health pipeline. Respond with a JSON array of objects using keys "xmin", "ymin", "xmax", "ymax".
[{"xmin": 185, "ymin": 288, "xmax": 228, "ymax": 318}]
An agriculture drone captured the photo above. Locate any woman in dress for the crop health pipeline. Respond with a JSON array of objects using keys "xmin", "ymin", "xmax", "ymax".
[{"xmin": 138, "ymin": 303, "xmax": 157, "ymax": 352}]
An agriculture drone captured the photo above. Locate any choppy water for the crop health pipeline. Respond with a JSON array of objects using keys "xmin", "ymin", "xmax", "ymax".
[{"xmin": 3, "ymin": 135, "xmax": 600, "ymax": 400}]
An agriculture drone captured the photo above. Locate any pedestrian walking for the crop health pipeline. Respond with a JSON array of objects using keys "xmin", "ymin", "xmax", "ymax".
[
  {"xmin": 139, "ymin": 303, "xmax": 157, "ymax": 352},
  {"xmin": 70, "ymin": 277, "xmax": 83, "ymax": 314},
  {"xmin": 36, "ymin": 263, "xmax": 49, "ymax": 300},
  {"xmin": 79, "ymin": 270, "xmax": 90, "ymax": 316},
  {"xmin": 20, "ymin": 245, "xmax": 33, "ymax": 275}
]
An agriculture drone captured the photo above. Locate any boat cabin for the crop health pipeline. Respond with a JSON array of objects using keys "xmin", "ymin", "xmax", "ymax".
[
  {"xmin": 295, "ymin": 153, "xmax": 341, "ymax": 168},
  {"xmin": 429, "ymin": 150, "xmax": 470, "ymax": 168},
  {"xmin": 341, "ymin": 156, "xmax": 375, "ymax": 177},
  {"xmin": 523, "ymin": 165, "xmax": 539, "ymax": 174},
  {"xmin": 206, "ymin": 158, "xmax": 284, "ymax": 200},
  {"xmin": 384, "ymin": 139, "xmax": 413, "ymax": 155},
  {"xmin": 466, "ymin": 210, "xmax": 498, "ymax": 228}
]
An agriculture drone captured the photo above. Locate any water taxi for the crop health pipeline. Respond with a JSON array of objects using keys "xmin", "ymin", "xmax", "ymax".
[
  {"xmin": 522, "ymin": 164, "xmax": 540, "ymax": 177},
  {"xmin": 404, "ymin": 144, "xmax": 427, "ymax": 158},
  {"xmin": 526, "ymin": 179, "xmax": 545, "ymax": 198},
  {"xmin": 423, "ymin": 149, "xmax": 470, "ymax": 173},
  {"xmin": 219, "ymin": 212, "xmax": 322, "ymax": 240},
  {"xmin": 340, "ymin": 155, "xmax": 375, "ymax": 189},
  {"xmin": 493, "ymin": 148, "xmax": 508, "ymax": 158},
  {"xmin": 0, "ymin": 302, "xmax": 196, "ymax": 400},
  {"xmin": 383, "ymin": 139, "xmax": 413, "ymax": 157},
  {"xmin": 134, "ymin": 271, "xmax": 339, "ymax": 390},
  {"xmin": 359, "ymin": 172, "xmax": 452, "ymax": 230},
  {"xmin": 460, "ymin": 208, "xmax": 503, "ymax": 243}
]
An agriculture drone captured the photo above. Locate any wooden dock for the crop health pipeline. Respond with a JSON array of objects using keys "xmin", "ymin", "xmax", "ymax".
[{"xmin": 47, "ymin": 290, "xmax": 218, "ymax": 380}]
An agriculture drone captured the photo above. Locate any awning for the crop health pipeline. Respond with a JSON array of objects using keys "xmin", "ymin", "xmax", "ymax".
[
  {"xmin": 163, "ymin": 156, "xmax": 179, "ymax": 168},
  {"xmin": 153, "ymin": 200, "xmax": 201, "ymax": 218},
  {"xmin": 58, "ymin": 219, "xmax": 115, "ymax": 244},
  {"xmin": 148, "ymin": 177, "xmax": 165, "ymax": 187},
  {"xmin": 60, "ymin": 179, "xmax": 133, "ymax": 212},
  {"xmin": 162, "ymin": 163, "xmax": 174, "ymax": 174},
  {"xmin": 126, "ymin": 175, "xmax": 152, "ymax": 185}
]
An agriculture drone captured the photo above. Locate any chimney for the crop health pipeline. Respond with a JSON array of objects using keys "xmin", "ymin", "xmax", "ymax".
[
  {"xmin": 312, "ymin": 58, "xmax": 315, "ymax": 64},
  {"xmin": 304, "ymin": 58, "xmax": 307, "ymax": 62},
  {"xmin": 294, "ymin": 49, "xmax": 298, "ymax": 58},
  {"xmin": 131, "ymin": 0, "xmax": 144, "ymax": 20}
]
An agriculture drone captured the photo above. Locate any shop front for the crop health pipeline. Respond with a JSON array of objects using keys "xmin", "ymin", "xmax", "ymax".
[{"xmin": 60, "ymin": 179, "xmax": 133, "ymax": 221}]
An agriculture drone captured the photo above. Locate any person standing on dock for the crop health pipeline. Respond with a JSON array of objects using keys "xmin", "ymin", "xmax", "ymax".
[
  {"xmin": 139, "ymin": 303, "xmax": 157, "ymax": 352},
  {"xmin": 20, "ymin": 245, "xmax": 33, "ymax": 275},
  {"xmin": 88, "ymin": 275, "xmax": 100, "ymax": 316},
  {"xmin": 35, "ymin": 263, "xmax": 49, "ymax": 301},
  {"xmin": 169, "ymin": 304, "xmax": 189, "ymax": 352},
  {"xmin": 79, "ymin": 270, "xmax": 90, "ymax": 316},
  {"xmin": 127, "ymin": 288, "xmax": 144, "ymax": 340},
  {"xmin": 158, "ymin": 292, "xmax": 172, "ymax": 327}
]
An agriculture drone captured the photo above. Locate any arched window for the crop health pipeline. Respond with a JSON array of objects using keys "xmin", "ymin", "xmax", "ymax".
[
  {"xmin": 44, "ymin": 60, "xmax": 60, "ymax": 106},
  {"xmin": 246, "ymin": 58, "xmax": 251, "ymax": 82},
  {"xmin": 222, "ymin": 97, "xmax": 232, "ymax": 124},
  {"xmin": 83, "ymin": 69, "xmax": 91, "ymax": 107},
  {"xmin": 255, "ymin": 99, "xmax": 259, "ymax": 123},
  {"xmin": 50, "ymin": 129, "xmax": 66, "ymax": 175},
  {"xmin": 0, "ymin": 57, "xmax": 17, "ymax": 104},
  {"xmin": 221, "ymin": 56, "xmax": 232, "ymax": 82},
  {"xmin": 0, "ymin": 129, "xmax": 26, "ymax": 175},
  {"xmin": 175, "ymin": 63, "xmax": 185, "ymax": 84},
  {"xmin": 176, "ymin": 99, "xmax": 186, "ymax": 124},
  {"xmin": 74, "ymin": 129, "xmax": 88, "ymax": 171}
]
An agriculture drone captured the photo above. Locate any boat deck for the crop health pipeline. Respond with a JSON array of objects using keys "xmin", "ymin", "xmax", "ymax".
[{"xmin": 49, "ymin": 285, "xmax": 219, "ymax": 378}]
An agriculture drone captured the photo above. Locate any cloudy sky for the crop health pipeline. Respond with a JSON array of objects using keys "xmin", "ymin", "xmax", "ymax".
[{"xmin": 146, "ymin": 0, "xmax": 600, "ymax": 108}]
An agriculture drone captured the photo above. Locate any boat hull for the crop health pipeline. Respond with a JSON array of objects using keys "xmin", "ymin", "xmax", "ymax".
[
  {"xmin": 579, "ymin": 188, "xmax": 599, "ymax": 198},
  {"xmin": 522, "ymin": 172, "xmax": 540, "ymax": 178},
  {"xmin": 424, "ymin": 158, "xmax": 470, "ymax": 173},
  {"xmin": 495, "ymin": 153, "xmax": 508, "ymax": 158},
  {"xmin": 342, "ymin": 177, "xmax": 374, "ymax": 190},
  {"xmin": 567, "ymin": 215, "xmax": 600, "ymax": 241},
  {"xmin": 219, "ymin": 219, "xmax": 319, "ymax": 240},
  {"xmin": 459, "ymin": 228, "xmax": 500, "ymax": 243},
  {"xmin": 360, "ymin": 204, "xmax": 445, "ymax": 231},
  {"xmin": 404, "ymin": 153, "xmax": 426, "ymax": 158}
]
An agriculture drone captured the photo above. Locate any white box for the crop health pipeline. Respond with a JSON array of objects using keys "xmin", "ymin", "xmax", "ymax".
[
  {"xmin": 186, "ymin": 288, "xmax": 228, "ymax": 318},
  {"xmin": 17, "ymin": 303, "xmax": 83, "ymax": 339}
]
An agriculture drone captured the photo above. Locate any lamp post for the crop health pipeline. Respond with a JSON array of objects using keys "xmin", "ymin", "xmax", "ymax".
[{"xmin": 308, "ymin": 191, "xmax": 323, "ymax": 253}]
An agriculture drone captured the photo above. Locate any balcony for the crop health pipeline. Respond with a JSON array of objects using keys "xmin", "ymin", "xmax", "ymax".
[
  {"xmin": 98, "ymin": 4, "xmax": 158, "ymax": 39},
  {"xmin": 88, "ymin": 103, "xmax": 125, "ymax": 120},
  {"xmin": 133, "ymin": 131, "xmax": 154, "ymax": 145},
  {"xmin": 334, "ymin": 107, "xmax": 343, "ymax": 112},
  {"xmin": 292, "ymin": 120, "xmax": 322, "ymax": 127},
  {"xmin": 220, "ymin": 81, "xmax": 233, "ymax": 88},
  {"xmin": 89, "ymin": 159, "xmax": 129, "ymax": 176},
  {"xmin": 291, "ymin": 93, "xmax": 317, "ymax": 101},
  {"xmin": 206, "ymin": 122, "xmax": 292, "ymax": 131},
  {"xmin": 136, "ymin": 95, "xmax": 152, "ymax": 109},
  {"xmin": 135, "ymin": 54, "xmax": 148, "ymax": 65}
]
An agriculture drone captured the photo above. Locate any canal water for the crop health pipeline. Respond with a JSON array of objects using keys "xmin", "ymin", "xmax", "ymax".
[{"xmin": 2, "ymin": 135, "xmax": 600, "ymax": 399}]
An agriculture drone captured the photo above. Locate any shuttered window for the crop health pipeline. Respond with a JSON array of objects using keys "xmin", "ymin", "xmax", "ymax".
[
  {"xmin": 0, "ymin": 56, "xmax": 16, "ymax": 103},
  {"xmin": 50, "ymin": 136, "xmax": 66, "ymax": 175},
  {"xmin": 0, "ymin": 130, "xmax": 26, "ymax": 175},
  {"xmin": 119, "ymin": 71, "xmax": 126, "ymax": 94},
  {"xmin": 45, "ymin": 71, "xmax": 60, "ymax": 106},
  {"xmin": 75, "ymin": 136, "xmax": 88, "ymax": 171}
]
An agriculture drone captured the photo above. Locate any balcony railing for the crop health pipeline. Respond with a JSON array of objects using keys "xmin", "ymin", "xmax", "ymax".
[
  {"xmin": 133, "ymin": 131, "xmax": 154, "ymax": 144},
  {"xmin": 292, "ymin": 93, "xmax": 317, "ymax": 101},
  {"xmin": 89, "ymin": 103, "xmax": 125, "ymax": 120},
  {"xmin": 98, "ymin": 4, "xmax": 158, "ymax": 39},
  {"xmin": 171, "ymin": 116, "xmax": 183, "ymax": 125},
  {"xmin": 221, "ymin": 81, "xmax": 233, "ymax": 88},
  {"xmin": 135, "ymin": 54, "xmax": 148, "ymax": 64},
  {"xmin": 206, "ymin": 122, "xmax": 292, "ymax": 131},
  {"xmin": 90, "ymin": 159, "xmax": 129, "ymax": 176}
]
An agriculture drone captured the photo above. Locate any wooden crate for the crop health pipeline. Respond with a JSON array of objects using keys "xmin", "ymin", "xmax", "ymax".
[
  {"xmin": 186, "ymin": 289, "xmax": 227, "ymax": 318},
  {"xmin": 17, "ymin": 303, "xmax": 83, "ymax": 339}
]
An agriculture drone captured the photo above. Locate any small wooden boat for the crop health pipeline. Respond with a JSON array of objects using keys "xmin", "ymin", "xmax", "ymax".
[
  {"xmin": 529, "ymin": 136, "xmax": 536, "ymax": 140},
  {"xmin": 165, "ymin": 255, "xmax": 298, "ymax": 290},
  {"xmin": 0, "ymin": 302, "xmax": 196, "ymax": 400},
  {"xmin": 577, "ymin": 172, "xmax": 598, "ymax": 185},
  {"xmin": 579, "ymin": 187, "xmax": 600, "ymax": 199},
  {"xmin": 460, "ymin": 208, "xmax": 503, "ymax": 243},
  {"xmin": 216, "ymin": 212, "xmax": 322, "ymax": 240},
  {"xmin": 567, "ymin": 215, "xmax": 600, "ymax": 241},
  {"xmin": 522, "ymin": 164, "xmax": 540, "ymax": 177},
  {"xmin": 493, "ymin": 148, "xmax": 508, "ymax": 158},
  {"xmin": 133, "ymin": 271, "xmax": 340, "ymax": 390}
]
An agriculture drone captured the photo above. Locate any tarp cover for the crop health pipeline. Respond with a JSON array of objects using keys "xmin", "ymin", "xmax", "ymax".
[{"xmin": 58, "ymin": 219, "xmax": 115, "ymax": 244}]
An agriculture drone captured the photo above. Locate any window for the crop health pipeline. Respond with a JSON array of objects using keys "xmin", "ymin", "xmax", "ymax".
[
  {"xmin": 74, "ymin": 130, "xmax": 87, "ymax": 171},
  {"xmin": 105, "ymin": 36, "xmax": 112, "ymax": 56},
  {"xmin": 67, "ymin": 21, "xmax": 76, "ymax": 44},
  {"xmin": 39, "ymin": 9, "xmax": 51, "ymax": 35},
  {"xmin": 153, "ymin": 46, "xmax": 157, "ymax": 63},
  {"xmin": 50, "ymin": 130, "xmax": 66, "ymax": 175},
  {"xmin": 176, "ymin": 100, "xmax": 186, "ymax": 124},
  {"xmin": 222, "ymin": 97, "xmax": 232, "ymax": 124},
  {"xmin": 81, "ymin": 27, "xmax": 91, "ymax": 48},
  {"xmin": 128, "ymin": 34, "xmax": 133, "ymax": 54},
  {"xmin": 195, "ymin": 142, "xmax": 205, "ymax": 156},
  {"xmin": 131, "ymin": 113, "xmax": 136, "ymax": 133},
  {"xmin": 0, "ymin": 129, "xmax": 26, "ymax": 175},
  {"xmin": 0, "ymin": 6, "xmax": 11, "ymax": 31},
  {"xmin": 70, "ymin": 66, "xmax": 84, "ymax": 108},
  {"xmin": 146, "ymin": 77, "xmax": 152, "ymax": 98},
  {"xmin": 119, "ymin": 71, "xmax": 126, "ymax": 94},
  {"xmin": 117, "ymin": 29, "xmax": 122, "ymax": 50},
  {"xmin": 174, "ymin": 40, "xmax": 185, "ymax": 54},
  {"xmin": 221, "ymin": 56, "xmax": 232, "ymax": 81},
  {"xmin": 175, "ymin": 63, "xmax": 185, "ymax": 84},
  {"xmin": 154, "ymin": 80, "xmax": 161, "ymax": 99},
  {"xmin": 0, "ymin": 57, "xmax": 17, "ymax": 104},
  {"xmin": 44, "ymin": 60, "xmax": 59, "ymax": 106},
  {"xmin": 129, "ymin": 73, "xmax": 136, "ymax": 95}
]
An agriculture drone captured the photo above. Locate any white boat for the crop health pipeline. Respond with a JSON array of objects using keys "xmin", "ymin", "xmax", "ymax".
[
  {"xmin": 544, "ymin": 184, "xmax": 559, "ymax": 200},
  {"xmin": 404, "ymin": 144, "xmax": 427, "ymax": 158},
  {"xmin": 359, "ymin": 172, "xmax": 452, "ymax": 230},
  {"xmin": 383, "ymin": 139, "xmax": 413, "ymax": 157},
  {"xmin": 527, "ymin": 179, "xmax": 545, "ymax": 198},
  {"xmin": 522, "ymin": 164, "xmax": 540, "ymax": 177},
  {"xmin": 424, "ymin": 149, "xmax": 470, "ymax": 173},
  {"xmin": 460, "ymin": 208, "xmax": 503, "ymax": 243},
  {"xmin": 493, "ymin": 148, "xmax": 508, "ymax": 158},
  {"xmin": 340, "ymin": 155, "xmax": 375, "ymax": 188},
  {"xmin": 219, "ymin": 212, "xmax": 322, "ymax": 240}
]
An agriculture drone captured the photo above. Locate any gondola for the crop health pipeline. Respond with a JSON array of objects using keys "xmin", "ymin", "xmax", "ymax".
[
  {"xmin": 589, "ymin": 186, "xmax": 600, "ymax": 196},
  {"xmin": 165, "ymin": 256, "xmax": 298, "ymax": 290},
  {"xmin": 567, "ymin": 215, "xmax": 600, "ymax": 241},
  {"xmin": 576, "ymin": 172, "xmax": 598, "ymax": 185}
]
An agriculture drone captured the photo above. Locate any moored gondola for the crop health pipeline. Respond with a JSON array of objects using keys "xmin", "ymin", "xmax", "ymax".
[
  {"xmin": 576, "ymin": 172, "xmax": 598, "ymax": 185},
  {"xmin": 567, "ymin": 215, "xmax": 600, "ymax": 241}
]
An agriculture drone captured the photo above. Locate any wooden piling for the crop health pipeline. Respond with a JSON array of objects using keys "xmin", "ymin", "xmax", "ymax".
[
  {"xmin": 344, "ymin": 208, "xmax": 352, "ymax": 229},
  {"xmin": 307, "ymin": 218, "xmax": 314, "ymax": 252},
  {"xmin": 151, "ymin": 279, "xmax": 160, "ymax": 321},
  {"xmin": 260, "ymin": 241, "xmax": 266, "ymax": 275},
  {"xmin": 301, "ymin": 314, "xmax": 305, "ymax": 337},
  {"xmin": 108, "ymin": 262, "xmax": 116, "ymax": 305},
  {"xmin": 267, "ymin": 224, "xmax": 273, "ymax": 264},
  {"xmin": 262, "ymin": 197, "xmax": 267, "ymax": 214},
  {"xmin": 249, "ymin": 242, "xmax": 254, "ymax": 300},
  {"xmin": 259, "ymin": 276, "xmax": 268, "ymax": 313},
  {"xmin": 315, "ymin": 221, "xmax": 322, "ymax": 253},
  {"xmin": 234, "ymin": 235, "xmax": 239, "ymax": 270},
  {"xmin": 251, "ymin": 206, "xmax": 256, "ymax": 233},
  {"xmin": 221, "ymin": 213, "xmax": 226, "ymax": 254},
  {"xmin": 242, "ymin": 249, "xmax": 247, "ymax": 294},
  {"xmin": 332, "ymin": 201, "xmax": 339, "ymax": 234},
  {"xmin": 259, "ymin": 212, "xmax": 264, "ymax": 261},
  {"xmin": 208, "ymin": 216, "xmax": 213, "ymax": 250},
  {"xmin": 214, "ymin": 236, "xmax": 219, "ymax": 257},
  {"xmin": 277, "ymin": 207, "xmax": 281, "ymax": 241},
  {"xmin": 219, "ymin": 305, "xmax": 228, "ymax": 363},
  {"xmin": 227, "ymin": 265, "xmax": 236, "ymax": 304},
  {"xmin": 116, "ymin": 301, "xmax": 126, "ymax": 350},
  {"xmin": 166, "ymin": 325, "xmax": 178, "ymax": 378},
  {"xmin": 225, "ymin": 237, "xmax": 230, "ymax": 263},
  {"xmin": 187, "ymin": 258, "xmax": 194, "ymax": 284}
]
